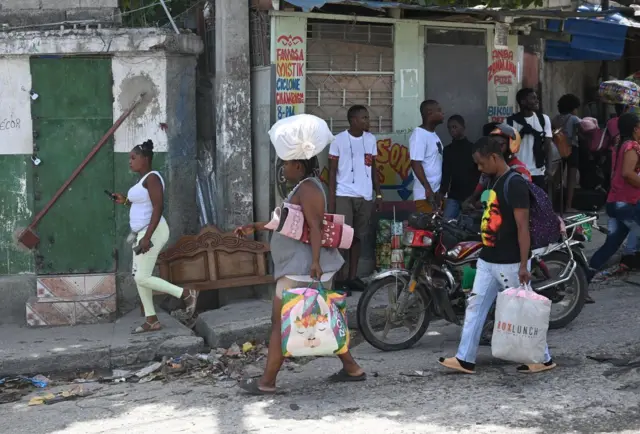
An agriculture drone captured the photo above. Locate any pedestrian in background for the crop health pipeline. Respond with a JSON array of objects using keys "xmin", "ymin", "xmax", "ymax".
[
  {"xmin": 441, "ymin": 114, "xmax": 479, "ymax": 219},
  {"xmin": 507, "ymin": 88, "xmax": 553, "ymax": 190},
  {"xmin": 328, "ymin": 105, "xmax": 382, "ymax": 292},
  {"xmin": 552, "ymin": 94, "xmax": 582, "ymax": 213},
  {"xmin": 410, "ymin": 100, "xmax": 444, "ymax": 213},
  {"xmin": 588, "ymin": 113, "xmax": 640, "ymax": 282}
]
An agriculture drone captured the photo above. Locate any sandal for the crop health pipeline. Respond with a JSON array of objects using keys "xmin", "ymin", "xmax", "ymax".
[
  {"xmin": 183, "ymin": 289, "xmax": 199, "ymax": 316},
  {"xmin": 328, "ymin": 369, "xmax": 367, "ymax": 383},
  {"xmin": 131, "ymin": 321, "xmax": 162, "ymax": 334},
  {"xmin": 438, "ymin": 357, "xmax": 475, "ymax": 374},
  {"xmin": 517, "ymin": 361, "xmax": 557, "ymax": 374},
  {"xmin": 238, "ymin": 378, "xmax": 276, "ymax": 395},
  {"xmin": 585, "ymin": 294, "xmax": 595, "ymax": 304}
]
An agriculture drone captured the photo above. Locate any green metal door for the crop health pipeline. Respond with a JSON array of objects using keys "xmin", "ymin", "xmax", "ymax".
[{"xmin": 31, "ymin": 57, "xmax": 115, "ymax": 274}]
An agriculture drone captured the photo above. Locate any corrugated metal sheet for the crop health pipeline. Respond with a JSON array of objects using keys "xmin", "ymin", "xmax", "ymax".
[{"xmin": 546, "ymin": 4, "xmax": 636, "ymax": 61}]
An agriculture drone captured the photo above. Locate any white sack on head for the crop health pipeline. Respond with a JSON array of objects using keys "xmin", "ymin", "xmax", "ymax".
[{"xmin": 268, "ymin": 114, "xmax": 335, "ymax": 161}]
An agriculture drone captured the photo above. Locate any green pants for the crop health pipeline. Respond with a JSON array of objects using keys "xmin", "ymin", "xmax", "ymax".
[{"xmin": 133, "ymin": 218, "xmax": 183, "ymax": 316}]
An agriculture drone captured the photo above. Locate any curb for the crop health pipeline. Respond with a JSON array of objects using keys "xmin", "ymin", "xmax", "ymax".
[{"xmin": 0, "ymin": 311, "xmax": 204, "ymax": 377}]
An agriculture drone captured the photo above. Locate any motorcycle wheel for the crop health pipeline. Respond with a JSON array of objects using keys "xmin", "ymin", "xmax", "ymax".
[
  {"xmin": 538, "ymin": 251, "xmax": 588, "ymax": 329},
  {"xmin": 357, "ymin": 276, "xmax": 432, "ymax": 352}
]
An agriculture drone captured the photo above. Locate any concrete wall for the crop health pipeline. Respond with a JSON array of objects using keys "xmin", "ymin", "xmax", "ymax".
[
  {"xmin": 111, "ymin": 53, "xmax": 198, "ymax": 313},
  {"xmin": 0, "ymin": 0, "xmax": 119, "ymax": 26},
  {"xmin": 0, "ymin": 56, "xmax": 36, "ymax": 324},
  {"xmin": 542, "ymin": 60, "xmax": 625, "ymax": 119},
  {"xmin": 0, "ymin": 29, "xmax": 202, "ymax": 324}
]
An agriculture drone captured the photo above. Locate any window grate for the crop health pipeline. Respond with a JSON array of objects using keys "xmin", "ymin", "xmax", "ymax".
[{"xmin": 305, "ymin": 21, "xmax": 394, "ymax": 133}]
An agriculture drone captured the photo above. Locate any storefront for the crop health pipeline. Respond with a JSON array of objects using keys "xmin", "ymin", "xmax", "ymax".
[{"xmin": 264, "ymin": 10, "xmax": 522, "ymax": 207}]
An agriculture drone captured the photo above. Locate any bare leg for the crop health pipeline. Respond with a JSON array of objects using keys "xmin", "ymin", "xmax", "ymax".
[
  {"xmin": 338, "ymin": 351, "xmax": 365, "ymax": 376},
  {"xmin": 258, "ymin": 297, "xmax": 285, "ymax": 391}
]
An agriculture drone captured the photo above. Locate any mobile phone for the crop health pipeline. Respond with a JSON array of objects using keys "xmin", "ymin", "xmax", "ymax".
[
  {"xmin": 133, "ymin": 240, "xmax": 154, "ymax": 255},
  {"xmin": 104, "ymin": 190, "xmax": 116, "ymax": 201}
]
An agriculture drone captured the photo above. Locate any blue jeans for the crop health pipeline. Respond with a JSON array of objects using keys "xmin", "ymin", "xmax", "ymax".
[
  {"xmin": 456, "ymin": 259, "xmax": 552, "ymax": 364},
  {"xmin": 444, "ymin": 199, "xmax": 462, "ymax": 219},
  {"xmin": 589, "ymin": 202, "xmax": 640, "ymax": 276},
  {"xmin": 623, "ymin": 230, "xmax": 639, "ymax": 255}
]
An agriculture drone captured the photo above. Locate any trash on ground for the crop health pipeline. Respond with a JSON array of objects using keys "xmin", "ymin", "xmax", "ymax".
[
  {"xmin": 400, "ymin": 370, "xmax": 430, "ymax": 377},
  {"xmin": 132, "ymin": 362, "xmax": 163, "ymax": 379},
  {"xmin": 0, "ymin": 389, "xmax": 25, "ymax": 404},
  {"xmin": 28, "ymin": 385, "xmax": 94, "ymax": 406},
  {"xmin": 225, "ymin": 343, "xmax": 241, "ymax": 357},
  {"xmin": 0, "ymin": 375, "xmax": 50, "ymax": 389},
  {"xmin": 242, "ymin": 342, "xmax": 254, "ymax": 353}
]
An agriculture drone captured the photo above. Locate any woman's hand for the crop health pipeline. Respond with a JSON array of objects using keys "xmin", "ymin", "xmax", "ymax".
[
  {"xmin": 112, "ymin": 193, "xmax": 126, "ymax": 205},
  {"xmin": 234, "ymin": 223, "xmax": 255, "ymax": 237},
  {"xmin": 310, "ymin": 261, "xmax": 323, "ymax": 280},
  {"xmin": 138, "ymin": 237, "xmax": 152, "ymax": 254}
]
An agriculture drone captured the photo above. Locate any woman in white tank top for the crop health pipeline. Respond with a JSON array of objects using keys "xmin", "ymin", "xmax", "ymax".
[{"xmin": 112, "ymin": 139, "xmax": 197, "ymax": 333}]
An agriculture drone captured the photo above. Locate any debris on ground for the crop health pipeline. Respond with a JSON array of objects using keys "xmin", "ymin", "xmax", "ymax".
[
  {"xmin": 400, "ymin": 370, "xmax": 430, "ymax": 378},
  {"xmin": 28, "ymin": 385, "xmax": 94, "ymax": 406},
  {"xmin": 0, "ymin": 375, "xmax": 50, "ymax": 389},
  {"xmin": 0, "ymin": 375, "xmax": 54, "ymax": 405}
]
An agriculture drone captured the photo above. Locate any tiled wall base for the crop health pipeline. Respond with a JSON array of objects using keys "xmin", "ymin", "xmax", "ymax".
[{"xmin": 26, "ymin": 274, "xmax": 117, "ymax": 327}]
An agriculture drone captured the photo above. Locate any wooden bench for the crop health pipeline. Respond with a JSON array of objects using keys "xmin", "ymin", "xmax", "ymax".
[{"xmin": 152, "ymin": 225, "xmax": 273, "ymax": 310}]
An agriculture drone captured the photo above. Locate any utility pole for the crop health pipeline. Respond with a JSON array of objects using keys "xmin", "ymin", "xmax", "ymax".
[{"xmin": 601, "ymin": 0, "xmax": 609, "ymax": 122}]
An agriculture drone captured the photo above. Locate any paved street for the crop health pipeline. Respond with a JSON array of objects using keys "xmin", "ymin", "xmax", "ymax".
[{"xmin": 2, "ymin": 280, "xmax": 640, "ymax": 434}]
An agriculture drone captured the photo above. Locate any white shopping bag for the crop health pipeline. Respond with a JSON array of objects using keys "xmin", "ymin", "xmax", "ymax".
[
  {"xmin": 268, "ymin": 114, "xmax": 334, "ymax": 161},
  {"xmin": 491, "ymin": 284, "xmax": 551, "ymax": 364}
]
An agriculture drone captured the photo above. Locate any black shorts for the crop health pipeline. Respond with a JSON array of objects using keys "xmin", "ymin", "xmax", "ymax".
[{"xmin": 563, "ymin": 147, "xmax": 579, "ymax": 169}]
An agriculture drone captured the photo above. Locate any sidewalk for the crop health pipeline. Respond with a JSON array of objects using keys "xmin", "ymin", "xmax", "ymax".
[{"xmin": 0, "ymin": 310, "xmax": 204, "ymax": 377}]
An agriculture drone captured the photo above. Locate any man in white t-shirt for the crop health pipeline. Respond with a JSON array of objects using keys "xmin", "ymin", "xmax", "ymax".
[
  {"xmin": 329, "ymin": 105, "xmax": 382, "ymax": 291},
  {"xmin": 410, "ymin": 100, "xmax": 445, "ymax": 212},
  {"xmin": 507, "ymin": 88, "xmax": 553, "ymax": 190}
]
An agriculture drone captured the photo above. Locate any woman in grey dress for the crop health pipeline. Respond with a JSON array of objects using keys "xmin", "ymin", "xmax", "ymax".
[{"xmin": 234, "ymin": 156, "xmax": 366, "ymax": 395}]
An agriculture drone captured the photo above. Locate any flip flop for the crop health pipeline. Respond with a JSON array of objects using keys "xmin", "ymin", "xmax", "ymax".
[
  {"xmin": 328, "ymin": 369, "xmax": 367, "ymax": 383},
  {"xmin": 238, "ymin": 378, "xmax": 276, "ymax": 395},
  {"xmin": 438, "ymin": 357, "xmax": 475, "ymax": 374},
  {"xmin": 585, "ymin": 295, "xmax": 595, "ymax": 304},
  {"xmin": 131, "ymin": 321, "xmax": 162, "ymax": 334},
  {"xmin": 517, "ymin": 362, "xmax": 557, "ymax": 374}
]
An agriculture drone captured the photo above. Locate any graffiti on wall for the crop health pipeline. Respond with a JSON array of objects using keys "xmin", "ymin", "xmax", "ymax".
[
  {"xmin": 0, "ymin": 58, "xmax": 33, "ymax": 155},
  {"xmin": 275, "ymin": 34, "xmax": 305, "ymax": 121},
  {"xmin": 487, "ymin": 48, "xmax": 517, "ymax": 124},
  {"xmin": 376, "ymin": 137, "xmax": 414, "ymax": 200}
]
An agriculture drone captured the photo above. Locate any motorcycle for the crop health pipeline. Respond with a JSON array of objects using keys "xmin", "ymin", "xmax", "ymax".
[{"xmin": 357, "ymin": 211, "xmax": 599, "ymax": 352}]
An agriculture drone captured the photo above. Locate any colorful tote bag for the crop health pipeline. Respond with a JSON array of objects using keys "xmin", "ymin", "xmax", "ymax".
[{"xmin": 280, "ymin": 284, "xmax": 350, "ymax": 357}]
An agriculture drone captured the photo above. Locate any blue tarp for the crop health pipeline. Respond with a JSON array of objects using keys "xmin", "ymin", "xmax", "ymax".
[
  {"xmin": 284, "ymin": 0, "xmax": 425, "ymax": 11},
  {"xmin": 546, "ymin": 4, "xmax": 637, "ymax": 61}
]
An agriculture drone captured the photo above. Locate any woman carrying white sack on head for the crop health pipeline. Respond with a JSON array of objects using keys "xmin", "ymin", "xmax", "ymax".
[{"xmin": 234, "ymin": 114, "xmax": 366, "ymax": 395}]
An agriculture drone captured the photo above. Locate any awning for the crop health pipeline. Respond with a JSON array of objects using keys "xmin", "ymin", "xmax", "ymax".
[
  {"xmin": 546, "ymin": 4, "xmax": 639, "ymax": 61},
  {"xmin": 283, "ymin": 0, "xmax": 622, "ymax": 19}
]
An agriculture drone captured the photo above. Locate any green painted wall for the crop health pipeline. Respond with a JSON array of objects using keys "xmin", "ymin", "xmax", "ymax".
[
  {"xmin": 0, "ymin": 155, "xmax": 34, "ymax": 275},
  {"xmin": 30, "ymin": 57, "xmax": 115, "ymax": 274}
]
